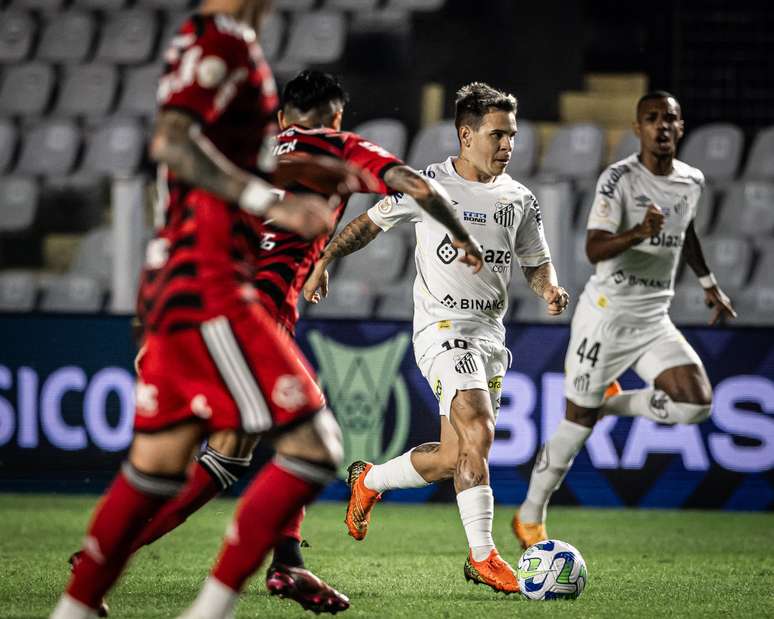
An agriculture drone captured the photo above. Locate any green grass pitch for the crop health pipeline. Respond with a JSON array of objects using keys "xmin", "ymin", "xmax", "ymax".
[{"xmin": 1, "ymin": 494, "xmax": 773, "ymax": 618}]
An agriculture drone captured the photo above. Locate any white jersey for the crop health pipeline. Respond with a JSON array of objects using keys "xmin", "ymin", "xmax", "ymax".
[
  {"xmin": 584, "ymin": 153, "xmax": 705, "ymax": 323},
  {"xmin": 367, "ymin": 157, "xmax": 551, "ymax": 356}
]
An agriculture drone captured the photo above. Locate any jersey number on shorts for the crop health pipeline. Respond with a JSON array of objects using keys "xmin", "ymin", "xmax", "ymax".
[
  {"xmin": 441, "ymin": 339, "xmax": 469, "ymax": 351},
  {"xmin": 576, "ymin": 338, "xmax": 601, "ymax": 367}
]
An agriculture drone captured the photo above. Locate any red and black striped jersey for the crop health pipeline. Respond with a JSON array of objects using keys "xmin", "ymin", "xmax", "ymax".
[
  {"xmin": 138, "ymin": 13, "xmax": 279, "ymax": 335},
  {"xmin": 253, "ymin": 125, "xmax": 403, "ymax": 333}
]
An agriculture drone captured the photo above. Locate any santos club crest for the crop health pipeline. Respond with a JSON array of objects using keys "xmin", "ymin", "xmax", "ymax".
[
  {"xmin": 494, "ymin": 200, "xmax": 515, "ymax": 227},
  {"xmin": 308, "ymin": 331, "xmax": 412, "ymax": 478}
]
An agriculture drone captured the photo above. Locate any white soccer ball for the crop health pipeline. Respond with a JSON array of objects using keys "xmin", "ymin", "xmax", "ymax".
[{"xmin": 517, "ymin": 539, "xmax": 588, "ymax": 600}]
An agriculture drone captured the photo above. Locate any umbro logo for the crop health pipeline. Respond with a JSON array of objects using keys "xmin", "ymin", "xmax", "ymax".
[
  {"xmin": 635, "ymin": 194, "xmax": 652, "ymax": 208},
  {"xmin": 436, "ymin": 234, "xmax": 459, "ymax": 264}
]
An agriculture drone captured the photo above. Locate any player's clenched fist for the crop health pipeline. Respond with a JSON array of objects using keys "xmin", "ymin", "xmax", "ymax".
[
  {"xmin": 634, "ymin": 204, "xmax": 665, "ymax": 239},
  {"xmin": 266, "ymin": 195, "xmax": 335, "ymax": 240},
  {"xmin": 452, "ymin": 235, "xmax": 484, "ymax": 273},
  {"xmin": 543, "ymin": 285, "xmax": 570, "ymax": 316}
]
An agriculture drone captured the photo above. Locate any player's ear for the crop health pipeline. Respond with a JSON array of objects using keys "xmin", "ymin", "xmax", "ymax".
[
  {"xmin": 676, "ymin": 119, "xmax": 685, "ymax": 140},
  {"xmin": 459, "ymin": 125, "xmax": 471, "ymax": 150},
  {"xmin": 277, "ymin": 110, "xmax": 287, "ymax": 130},
  {"xmin": 331, "ymin": 109, "xmax": 343, "ymax": 132},
  {"xmin": 632, "ymin": 120, "xmax": 641, "ymax": 139}
]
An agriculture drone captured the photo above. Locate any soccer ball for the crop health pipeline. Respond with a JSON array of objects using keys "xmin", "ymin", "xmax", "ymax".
[{"xmin": 517, "ymin": 539, "xmax": 587, "ymax": 600}]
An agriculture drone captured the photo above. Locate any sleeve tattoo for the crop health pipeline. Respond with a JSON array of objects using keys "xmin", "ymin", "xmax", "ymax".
[
  {"xmin": 320, "ymin": 213, "xmax": 382, "ymax": 264},
  {"xmin": 521, "ymin": 262, "xmax": 557, "ymax": 298}
]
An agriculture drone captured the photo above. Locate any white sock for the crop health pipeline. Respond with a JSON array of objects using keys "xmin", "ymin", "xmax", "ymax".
[
  {"xmin": 363, "ymin": 450, "xmax": 430, "ymax": 493},
  {"xmin": 601, "ymin": 389, "xmax": 711, "ymax": 424},
  {"xmin": 456, "ymin": 485, "xmax": 495, "ymax": 561},
  {"xmin": 50, "ymin": 595, "xmax": 98, "ymax": 619},
  {"xmin": 519, "ymin": 419, "xmax": 592, "ymax": 524},
  {"xmin": 177, "ymin": 577, "xmax": 237, "ymax": 619}
]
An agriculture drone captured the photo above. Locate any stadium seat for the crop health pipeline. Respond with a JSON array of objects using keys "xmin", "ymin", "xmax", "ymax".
[
  {"xmin": 714, "ymin": 181, "xmax": 774, "ymax": 239},
  {"xmin": 506, "ymin": 119, "xmax": 538, "ymax": 179},
  {"xmin": 274, "ymin": 0, "xmax": 316, "ymax": 9},
  {"xmin": 159, "ymin": 12, "xmax": 190, "ymax": 56},
  {"xmin": 385, "ymin": 0, "xmax": 445, "ymax": 10},
  {"xmin": 37, "ymin": 11, "xmax": 96, "ymax": 64},
  {"xmin": 337, "ymin": 232, "xmax": 407, "ymax": 284},
  {"xmin": 340, "ymin": 193, "xmax": 379, "ymax": 226},
  {"xmin": 17, "ymin": 120, "xmax": 80, "ymax": 176},
  {"xmin": 260, "ymin": 12, "xmax": 285, "ymax": 62},
  {"xmin": 0, "ymin": 62, "xmax": 55, "ymax": 117},
  {"xmin": 539, "ymin": 123, "xmax": 605, "ymax": 180},
  {"xmin": 0, "ymin": 176, "xmax": 38, "ymax": 233},
  {"xmin": 118, "ymin": 63, "xmax": 162, "ymax": 119},
  {"xmin": 81, "ymin": 117, "xmax": 145, "ymax": 175},
  {"xmin": 0, "ymin": 119, "xmax": 19, "ymax": 173},
  {"xmin": 611, "ymin": 130, "xmax": 640, "ymax": 162},
  {"xmin": 73, "ymin": 0, "xmax": 127, "ymax": 10},
  {"xmin": 10, "ymin": 0, "xmax": 66, "ymax": 9},
  {"xmin": 304, "ymin": 278, "xmax": 375, "ymax": 319},
  {"xmin": 734, "ymin": 286, "xmax": 774, "ymax": 326},
  {"xmin": 699, "ymin": 236, "xmax": 752, "ymax": 290},
  {"xmin": 40, "ymin": 274, "xmax": 104, "ymax": 313},
  {"xmin": 742, "ymin": 126, "xmax": 774, "ymax": 181},
  {"xmin": 325, "ymin": 0, "xmax": 380, "ymax": 10},
  {"xmin": 69, "ymin": 226, "xmax": 112, "ymax": 285},
  {"xmin": 54, "ymin": 63, "xmax": 118, "ymax": 118},
  {"xmin": 679, "ymin": 123, "xmax": 743, "ymax": 184},
  {"xmin": 96, "ymin": 9, "xmax": 158, "ymax": 64},
  {"xmin": 0, "ymin": 10, "xmax": 36, "ymax": 63},
  {"xmin": 375, "ymin": 281, "xmax": 414, "ymax": 320},
  {"xmin": 283, "ymin": 12, "xmax": 346, "ymax": 65},
  {"xmin": 0, "ymin": 270, "xmax": 38, "ymax": 311},
  {"xmin": 136, "ymin": 0, "xmax": 190, "ymax": 8},
  {"xmin": 352, "ymin": 118, "xmax": 408, "ymax": 161},
  {"xmin": 750, "ymin": 240, "xmax": 774, "ymax": 287},
  {"xmin": 570, "ymin": 231, "xmax": 594, "ymax": 295},
  {"xmin": 670, "ymin": 284, "xmax": 710, "ymax": 326},
  {"xmin": 692, "ymin": 183, "xmax": 715, "ymax": 236},
  {"xmin": 407, "ymin": 120, "xmax": 458, "ymax": 170}
]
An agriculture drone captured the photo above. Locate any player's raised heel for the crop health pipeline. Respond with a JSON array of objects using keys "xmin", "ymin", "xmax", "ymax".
[
  {"xmin": 344, "ymin": 461, "xmax": 381, "ymax": 541},
  {"xmin": 511, "ymin": 513, "xmax": 548, "ymax": 550},
  {"xmin": 463, "ymin": 549, "xmax": 519, "ymax": 594},
  {"xmin": 265, "ymin": 563, "xmax": 350, "ymax": 614}
]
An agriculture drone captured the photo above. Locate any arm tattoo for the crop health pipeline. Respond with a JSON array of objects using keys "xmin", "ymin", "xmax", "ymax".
[
  {"xmin": 412, "ymin": 442, "xmax": 441, "ymax": 455},
  {"xmin": 521, "ymin": 261, "xmax": 558, "ymax": 297},
  {"xmin": 320, "ymin": 212, "xmax": 381, "ymax": 265},
  {"xmin": 681, "ymin": 222, "xmax": 711, "ymax": 277},
  {"xmin": 384, "ymin": 165, "xmax": 470, "ymax": 242},
  {"xmin": 150, "ymin": 110, "xmax": 250, "ymax": 203}
]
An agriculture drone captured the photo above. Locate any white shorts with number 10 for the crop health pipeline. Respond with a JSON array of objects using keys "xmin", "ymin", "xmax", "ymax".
[
  {"xmin": 564, "ymin": 294, "xmax": 703, "ymax": 408},
  {"xmin": 416, "ymin": 335, "xmax": 510, "ymax": 418}
]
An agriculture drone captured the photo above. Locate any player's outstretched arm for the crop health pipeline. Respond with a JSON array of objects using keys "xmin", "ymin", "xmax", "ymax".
[
  {"xmin": 586, "ymin": 204, "xmax": 665, "ymax": 263},
  {"xmin": 303, "ymin": 213, "xmax": 383, "ymax": 303},
  {"xmin": 682, "ymin": 221, "xmax": 737, "ymax": 325},
  {"xmin": 384, "ymin": 166, "xmax": 482, "ymax": 272},
  {"xmin": 521, "ymin": 261, "xmax": 570, "ymax": 316},
  {"xmin": 149, "ymin": 110, "xmax": 333, "ymax": 239}
]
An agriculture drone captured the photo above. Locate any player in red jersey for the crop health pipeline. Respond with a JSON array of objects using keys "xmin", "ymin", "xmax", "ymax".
[{"xmin": 50, "ymin": 2, "xmax": 370, "ymax": 618}]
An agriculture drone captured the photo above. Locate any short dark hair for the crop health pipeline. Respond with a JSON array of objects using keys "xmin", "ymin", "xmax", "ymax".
[
  {"xmin": 282, "ymin": 70, "xmax": 349, "ymax": 123},
  {"xmin": 636, "ymin": 90, "xmax": 681, "ymax": 117},
  {"xmin": 454, "ymin": 82, "xmax": 517, "ymax": 131}
]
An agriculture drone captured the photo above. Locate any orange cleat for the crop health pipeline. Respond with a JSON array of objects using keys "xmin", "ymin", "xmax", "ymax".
[
  {"xmin": 604, "ymin": 380, "xmax": 622, "ymax": 400},
  {"xmin": 463, "ymin": 548, "xmax": 520, "ymax": 594},
  {"xmin": 344, "ymin": 461, "xmax": 381, "ymax": 541},
  {"xmin": 511, "ymin": 513, "xmax": 548, "ymax": 550}
]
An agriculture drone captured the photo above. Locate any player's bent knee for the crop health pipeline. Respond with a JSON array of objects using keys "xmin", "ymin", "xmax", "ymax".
[
  {"xmin": 274, "ymin": 454, "xmax": 338, "ymax": 487},
  {"xmin": 197, "ymin": 445, "xmax": 252, "ymax": 491},
  {"xmin": 121, "ymin": 461, "xmax": 185, "ymax": 497}
]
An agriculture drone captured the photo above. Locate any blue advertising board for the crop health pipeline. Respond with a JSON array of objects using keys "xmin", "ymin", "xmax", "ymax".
[{"xmin": 0, "ymin": 315, "xmax": 772, "ymax": 510}]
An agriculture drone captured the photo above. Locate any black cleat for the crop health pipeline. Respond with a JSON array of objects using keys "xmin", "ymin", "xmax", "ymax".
[
  {"xmin": 266, "ymin": 562, "xmax": 350, "ymax": 614},
  {"xmin": 68, "ymin": 551, "xmax": 110, "ymax": 618}
]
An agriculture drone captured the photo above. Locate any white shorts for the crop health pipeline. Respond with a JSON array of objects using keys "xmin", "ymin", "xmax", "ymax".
[
  {"xmin": 564, "ymin": 294, "xmax": 703, "ymax": 408},
  {"xmin": 416, "ymin": 336, "xmax": 510, "ymax": 418}
]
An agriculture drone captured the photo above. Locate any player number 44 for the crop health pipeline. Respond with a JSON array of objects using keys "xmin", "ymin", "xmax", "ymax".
[{"xmin": 576, "ymin": 338, "xmax": 601, "ymax": 367}]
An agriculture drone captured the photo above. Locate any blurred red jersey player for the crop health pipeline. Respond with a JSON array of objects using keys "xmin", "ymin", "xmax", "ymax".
[{"xmin": 50, "ymin": 2, "xmax": 363, "ymax": 618}]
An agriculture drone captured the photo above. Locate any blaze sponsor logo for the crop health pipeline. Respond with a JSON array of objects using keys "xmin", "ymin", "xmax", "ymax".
[
  {"xmin": 484, "ymin": 248, "xmax": 512, "ymax": 273},
  {"xmin": 649, "ymin": 233, "xmax": 684, "ymax": 248}
]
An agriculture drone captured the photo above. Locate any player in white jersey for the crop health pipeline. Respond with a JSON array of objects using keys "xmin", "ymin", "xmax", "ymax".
[
  {"xmin": 512, "ymin": 91, "xmax": 737, "ymax": 549},
  {"xmin": 304, "ymin": 83, "xmax": 569, "ymax": 593}
]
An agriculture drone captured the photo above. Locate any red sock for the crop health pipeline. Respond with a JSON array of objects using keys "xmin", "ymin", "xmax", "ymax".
[
  {"xmin": 67, "ymin": 472, "xmax": 167, "ymax": 609},
  {"xmin": 280, "ymin": 506, "xmax": 305, "ymax": 542},
  {"xmin": 130, "ymin": 461, "xmax": 220, "ymax": 552},
  {"xmin": 212, "ymin": 461, "xmax": 324, "ymax": 592}
]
